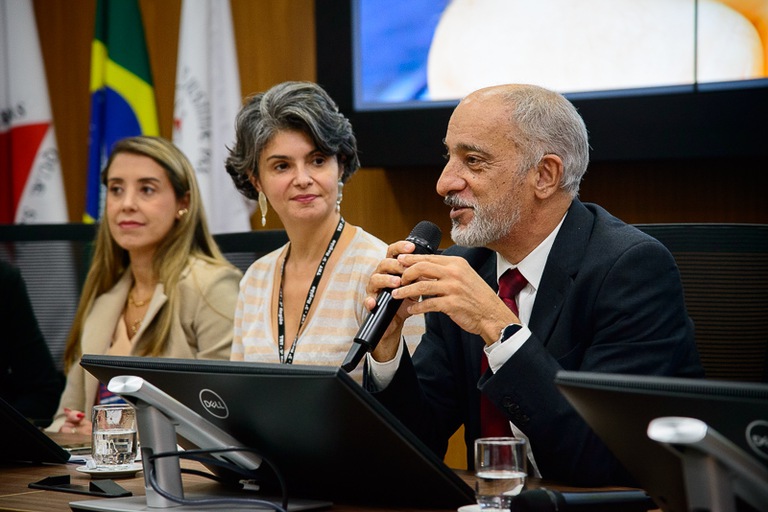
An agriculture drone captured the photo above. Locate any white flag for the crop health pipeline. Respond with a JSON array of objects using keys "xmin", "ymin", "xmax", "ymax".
[
  {"xmin": 0, "ymin": 0, "xmax": 68, "ymax": 224},
  {"xmin": 173, "ymin": 0, "xmax": 252, "ymax": 234},
  {"xmin": 0, "ymin": 0, "xmax": 75, "ymax": 370}
]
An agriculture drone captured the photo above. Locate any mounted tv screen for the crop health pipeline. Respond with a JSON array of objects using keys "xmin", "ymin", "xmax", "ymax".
[{"xmin": 316, "ymin": 0, "xmax": 768, "ymax": 167}]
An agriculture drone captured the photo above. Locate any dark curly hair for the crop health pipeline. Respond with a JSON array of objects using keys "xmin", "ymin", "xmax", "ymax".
[{"xmin": 225, "ymin": 81, "xmax": 360, "ymax": 200}]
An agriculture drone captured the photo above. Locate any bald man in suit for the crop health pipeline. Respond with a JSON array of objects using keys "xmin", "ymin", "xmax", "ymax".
[{"xmin": 364, "ymin": 84, "xmax": 703, "ymax": 486}]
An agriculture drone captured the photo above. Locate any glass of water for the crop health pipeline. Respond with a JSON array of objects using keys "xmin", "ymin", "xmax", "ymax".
[
  {"xmin": 474, "ymin": 437, "xmax": 527, "ymax": 511},
  {"xmin": 91, "ymin": 404, "xmax": 137, "ymax": 467}
]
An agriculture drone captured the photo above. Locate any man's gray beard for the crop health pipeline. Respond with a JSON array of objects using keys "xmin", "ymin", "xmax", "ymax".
[{"xmin": 450, "ymin": 200, "xmax": 519, "ymax": 247}]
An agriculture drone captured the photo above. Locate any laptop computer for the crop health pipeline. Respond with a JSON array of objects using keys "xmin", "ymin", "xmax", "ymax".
[
  {"xmin": 0, "ymin": 397, "xmax": 70, "ymax": 464},
  {"xmin": 80, "ymin": 355, "xmax": 475, "ymax": 509},
  {"xmin": 554, "ymin": 371, "xmax": 768, "ymax": 512}
]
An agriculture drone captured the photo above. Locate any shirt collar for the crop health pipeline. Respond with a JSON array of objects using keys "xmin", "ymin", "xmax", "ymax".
[{"xmin": 496, "ymin": 212, "xmax": 567, "ymax": 291}]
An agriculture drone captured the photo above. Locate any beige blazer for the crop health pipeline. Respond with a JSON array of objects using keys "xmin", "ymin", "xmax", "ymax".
[{"xmin": 48, "ymin": 257, "xmax": 241, "ymax": 431}]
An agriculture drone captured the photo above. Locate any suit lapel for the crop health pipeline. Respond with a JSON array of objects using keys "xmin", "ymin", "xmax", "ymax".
[
  {"xmin": 448, "ymin": 247, "xmax": 497, "ymax": 379},
  {"xmin": 82, "ymin": 272, "xmax": 132, "ymax": 354},
  {"xmin": 528, "ymin": 200, "xmax": 594, "ymax": 344},
  {"xmin": 476, "ymin": 249, "xmax": 498, "ymax": 291}
]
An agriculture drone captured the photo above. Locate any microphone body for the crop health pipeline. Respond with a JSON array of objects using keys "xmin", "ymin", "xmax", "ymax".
[
  {"xmin": 512, "ymin": 489, "xmax": 656, "ymax": 512},
  {"xmin": 341, "ymin": 221, "xmax": 441, "ymax": 373}
]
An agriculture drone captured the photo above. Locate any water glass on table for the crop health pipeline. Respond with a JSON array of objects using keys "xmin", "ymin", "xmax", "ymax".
[
  {"xmin": 474, "ymin": 437, "xmax": 527, "ymax": 511},
  {"xmin": 91, "ymin": 403, "xmax": 138, "ymax": 467}
]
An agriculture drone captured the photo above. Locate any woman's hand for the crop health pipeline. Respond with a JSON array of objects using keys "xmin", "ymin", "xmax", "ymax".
[{"xmin": 59, "ymin": 407, "xmax": 93, "ymax": 435}]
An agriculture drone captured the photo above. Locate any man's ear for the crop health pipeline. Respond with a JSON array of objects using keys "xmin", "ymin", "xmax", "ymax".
[{"xmin": 535, "ymin": 154, "xmax": 564, "ymax": 198}]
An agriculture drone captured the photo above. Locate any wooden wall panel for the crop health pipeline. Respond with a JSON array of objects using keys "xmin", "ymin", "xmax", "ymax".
[
  {"xmin": 231, "ymin": 0, "xmax": 317, "ymax": 92},
  {"xmin": 137, "ymin": 0, "xmax": 181, "ymax": 139},
  {"xmin": 33, "ymin": 0, "xmax": 94, "ymax": 223},
  {"xmin": 580, "ymin": 158, "xmax": 768, "ymax": 225}
]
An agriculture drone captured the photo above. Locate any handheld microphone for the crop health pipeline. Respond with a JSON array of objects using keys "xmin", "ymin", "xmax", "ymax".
[
  {"xmin": 511, "ymin": 489, "xmax": 656, "ymax": 512},
  {"xmin": 341, "ymin": 221, "xmax": 441, "ymax": 373}
]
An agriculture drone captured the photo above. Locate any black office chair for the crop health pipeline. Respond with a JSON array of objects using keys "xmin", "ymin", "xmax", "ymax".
[
  {"xmin": 634, "ymin": 223, "xmax": 768, "ymax": 383},
  {"xmin": 212, "ymin": 229, "xmax": 288, "ymax": 273},
  {"xmin": 0, "ymin": 224, "xmax": 97, "ymax": 371}
]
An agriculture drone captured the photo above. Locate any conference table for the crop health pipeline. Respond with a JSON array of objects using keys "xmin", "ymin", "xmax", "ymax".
[
  {"xmin": 0, "ymin": 433, "xmax": 654, "ymax": 512},
  {"xmin": 1, "ymin": 461, "xmax": 457, "ymax": 511}
]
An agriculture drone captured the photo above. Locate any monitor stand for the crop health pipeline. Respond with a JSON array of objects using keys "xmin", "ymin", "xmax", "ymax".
[
  {"xmin": 648, "ymin": 416, "xmax": 768, "ymax": 512},
  {"xmin": 70, "ymin": 377, "xmax": 330, "ymax": 512},
  {"xmin": 70, "ymin": 494, "xmax": 329, "ymax": 512}
]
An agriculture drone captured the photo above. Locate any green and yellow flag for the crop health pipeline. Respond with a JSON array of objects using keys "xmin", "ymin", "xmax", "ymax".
[{"xmin": 85, "ymin": 0, "xmax": 159, "ymax": 222}]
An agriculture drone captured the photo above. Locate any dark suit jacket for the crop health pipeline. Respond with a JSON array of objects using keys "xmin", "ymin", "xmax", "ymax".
[
  {"xmin": 372, "ymin": 200, "xmax": 703, "ymax": 486},
  {"xmin": 0, "ymin": 261, "xmax": 64, "ymax": 425}
]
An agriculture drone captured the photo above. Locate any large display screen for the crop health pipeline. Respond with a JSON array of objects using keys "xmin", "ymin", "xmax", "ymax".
[{"xmin": 317, "ymin": 0, "xmax": 768, "ymax": 166}]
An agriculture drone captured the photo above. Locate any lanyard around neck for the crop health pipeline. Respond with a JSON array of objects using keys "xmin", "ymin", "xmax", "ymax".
[{"xmin": 277, "ymin": 217, "xmax": 345, "ymax": 364}]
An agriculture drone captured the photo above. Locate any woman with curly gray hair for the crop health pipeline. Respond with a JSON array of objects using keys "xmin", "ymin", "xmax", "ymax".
[{"xmin": 225, "ymin": 81, "xmax": 422, "ymax": 381}]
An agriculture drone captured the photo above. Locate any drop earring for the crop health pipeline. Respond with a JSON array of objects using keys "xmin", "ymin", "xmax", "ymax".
[
  {"xmin": 336, "ymin": 181, "xmax": 344, "ymax": 213},
  {"xmin": 258, "ymin": 191, "xmax": 268, "ymax": 227}
]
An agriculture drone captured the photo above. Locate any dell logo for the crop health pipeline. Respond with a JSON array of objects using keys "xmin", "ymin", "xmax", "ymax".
[
  {"xmin": 203, "ymin": 399, "xmax": 226, "ymax": 410},
  {"xmin": 199, "ymin": 389, "xmax": 229, "ymax": 419},
  {"xmin": 746, "ymin": 420, "xmax": 768, "ymax": 460}
]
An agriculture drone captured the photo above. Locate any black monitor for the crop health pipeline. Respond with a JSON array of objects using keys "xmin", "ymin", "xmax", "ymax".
[
  {"xmin": 554, "ymin": 371, "xmax": 768, "ymax": 512},
  {"xmin": 0, "ymin": 397, "xmax": 70, "ymax": 464},
  {"xmin": 80, "ymin": 355, "xmax": 474, "ymax": 509}
]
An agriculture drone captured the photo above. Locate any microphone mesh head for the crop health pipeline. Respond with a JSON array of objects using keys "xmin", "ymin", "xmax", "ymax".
[{"xmin": 408, "ymin": 221, "xmax": 442, "ymax": 253}]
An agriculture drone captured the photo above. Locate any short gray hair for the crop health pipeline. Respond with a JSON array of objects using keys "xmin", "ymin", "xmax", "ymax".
[
  {"xmin": 501, "ymin": 85, "xmax": 590, "ymax": 196},
  {"xmin": 225, "ymin": 81, "xmax": 359, "ymax": 200}
]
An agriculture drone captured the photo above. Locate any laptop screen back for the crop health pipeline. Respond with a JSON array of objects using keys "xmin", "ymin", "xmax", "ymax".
[{"xmin": 0, "ymin": 397, "xmax": 70, "ymax": 464}]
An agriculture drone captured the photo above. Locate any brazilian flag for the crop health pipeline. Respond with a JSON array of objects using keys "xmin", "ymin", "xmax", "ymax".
[{"xmin": 84, "ymin": 0, "xmax": 159, "ymax": 222}]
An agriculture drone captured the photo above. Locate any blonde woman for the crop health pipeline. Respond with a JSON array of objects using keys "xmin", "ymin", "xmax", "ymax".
[{"xmin": 49, "ymin": 136, "xmax": 241, "ymax": 434}]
